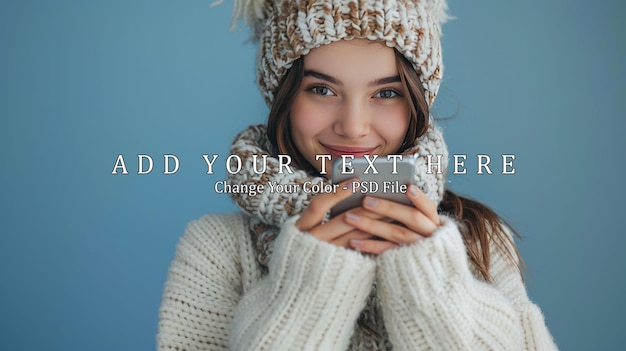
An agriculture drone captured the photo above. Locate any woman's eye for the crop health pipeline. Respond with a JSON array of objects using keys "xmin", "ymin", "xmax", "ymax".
[
  {"xmin": 310, "ymin": 86, "xmax": 334, "ymax": 96},
  {"xmin": 374, "ymin": 89, "xmax": 399, "ymax": 99}
]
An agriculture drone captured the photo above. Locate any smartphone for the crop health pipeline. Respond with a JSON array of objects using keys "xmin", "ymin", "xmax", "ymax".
[{"xmin": 330, "ymin": 156, "xmax": 416, "ymax": 217}]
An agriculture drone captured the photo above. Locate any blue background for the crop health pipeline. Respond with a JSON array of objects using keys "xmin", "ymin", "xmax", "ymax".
[{"xmin": 1, "ymin": 0, "xmax": 624, "ymax": 350}]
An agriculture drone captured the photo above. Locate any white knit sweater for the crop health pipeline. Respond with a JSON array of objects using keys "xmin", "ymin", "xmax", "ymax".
[{"xmin": 157, "ymin": 213, "xmax": 557, "ymax": 350}]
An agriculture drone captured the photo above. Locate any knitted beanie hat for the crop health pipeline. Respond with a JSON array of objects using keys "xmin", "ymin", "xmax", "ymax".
[{"xmin": 215, "ymin": 0, "xmax": 450, "ymax": 106}]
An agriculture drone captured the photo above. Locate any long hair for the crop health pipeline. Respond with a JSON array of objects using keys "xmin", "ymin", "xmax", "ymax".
[{"xmin": 266, "ymin": 50, "xmax": 524, "ymax": 282}]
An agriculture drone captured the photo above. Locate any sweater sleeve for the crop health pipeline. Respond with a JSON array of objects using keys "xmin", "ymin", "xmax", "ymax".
[
  {"xmin": 376, "ymin": 216, "xmax": 558, "ymax": 351},
  {"xmin": 157, "ymin": 213, "xmax": 377, "ymax": 351},
  {"xmin": 157, "ymin": 213, "xmax": 250, "ymax": 351},
  {"xmin": 229, "ymin": 215, "xmax": 377, "ymax": 350}
]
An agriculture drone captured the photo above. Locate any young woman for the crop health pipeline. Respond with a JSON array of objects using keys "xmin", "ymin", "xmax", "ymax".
[{"xmin": 158, "ymin": 0, "xmax": 558, "ymax": 350}]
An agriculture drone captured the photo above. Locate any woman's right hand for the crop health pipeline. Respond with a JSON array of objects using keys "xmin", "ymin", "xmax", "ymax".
[{"xmin": 295, "ymin": 179, "xmax": 386, "ymax": 249}]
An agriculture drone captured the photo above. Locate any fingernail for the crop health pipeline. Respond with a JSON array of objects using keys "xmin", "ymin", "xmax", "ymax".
[
  {"xmin": 350, "ymin": 239, "xmax": 363, "ymax": 248},
  {"xmin": 345, "ymin": 212, "xmax": 360, "ymax": 222},
  {"xmin": 409, "ymin": 185, "xmax": 419, "ymax": 198},
  {"xmin": 363, "ymin": 197, "xmax": 378, "ymax": 208}
]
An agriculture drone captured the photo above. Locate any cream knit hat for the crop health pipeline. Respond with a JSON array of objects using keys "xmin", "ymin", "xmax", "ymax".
[{"xmin": 214, "ymin": 0, "xmax": 450, "ymax": 106}]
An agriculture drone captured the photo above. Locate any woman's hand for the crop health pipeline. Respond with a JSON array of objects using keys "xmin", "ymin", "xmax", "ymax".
[
  {"xmin": 296, "ymin": 179, "xmax": 385, "ymax": 248},
  {"xmin": 343, "ymin": 184, "xmax": 441, "ymax": 254}
]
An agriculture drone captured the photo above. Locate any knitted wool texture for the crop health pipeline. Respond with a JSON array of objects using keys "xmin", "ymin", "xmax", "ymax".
[{"xmin": 158, "ymin": 213, "xmax": 559, "ymax": 350}]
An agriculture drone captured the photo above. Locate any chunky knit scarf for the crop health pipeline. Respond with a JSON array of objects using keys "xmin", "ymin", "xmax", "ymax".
[{"xmin": 226, "ymin": 123, "xmax": 448, "ymax": 268}]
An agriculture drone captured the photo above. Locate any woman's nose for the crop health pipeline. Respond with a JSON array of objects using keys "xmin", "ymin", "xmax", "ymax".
[{"xmin": 333, "ymin": 101, "xmax": 370, "ymax": 138}]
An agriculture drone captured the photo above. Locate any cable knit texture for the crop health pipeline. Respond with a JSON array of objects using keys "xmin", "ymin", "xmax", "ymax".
[{"xmin": 158, "ymin": 212, "xmax": 558, "ymax": 350}]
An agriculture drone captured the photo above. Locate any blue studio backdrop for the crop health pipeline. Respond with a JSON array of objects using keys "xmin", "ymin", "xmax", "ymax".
[{"xmin": 1, "ymin": 0, "xmax": 625, "ymax": 350}]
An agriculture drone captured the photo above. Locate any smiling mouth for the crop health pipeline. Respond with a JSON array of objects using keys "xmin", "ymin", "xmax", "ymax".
[{"xmin": 321, "ymin": 144, "xmax": 378, "ymax": 159}]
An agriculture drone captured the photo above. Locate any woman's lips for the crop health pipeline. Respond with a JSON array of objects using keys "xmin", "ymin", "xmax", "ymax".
[{"xmin": 321, "ymin": 144, "xmax": 378, "ymax": 159}]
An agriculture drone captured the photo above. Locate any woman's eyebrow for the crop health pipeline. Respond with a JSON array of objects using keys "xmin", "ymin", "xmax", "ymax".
[
  {"xmin": 303, "ymin": 70, "xmax": 341, "ymax": 85},
  {"xmin": 370, "ymin": 75, "xmax": 401, "ymax": 87},
  {"xmin": 303, "ymin": 70, "xmax": 400, "ymax": 87}
]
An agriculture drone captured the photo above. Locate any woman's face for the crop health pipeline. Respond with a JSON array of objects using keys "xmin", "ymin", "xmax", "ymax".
[{"xmin": 290, "ymin": 39, "xmax": 409, "ymax": 177}]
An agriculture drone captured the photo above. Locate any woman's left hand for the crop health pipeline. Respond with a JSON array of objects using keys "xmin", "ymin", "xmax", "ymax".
[{"xmin": 343, "ymin": 184, "xmax": 441, "ymax": 254}]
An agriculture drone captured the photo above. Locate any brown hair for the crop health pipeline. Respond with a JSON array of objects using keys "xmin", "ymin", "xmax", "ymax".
[{"xmin": 266, "ymin": 50, "xmax": 524, "ymax": 282}]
